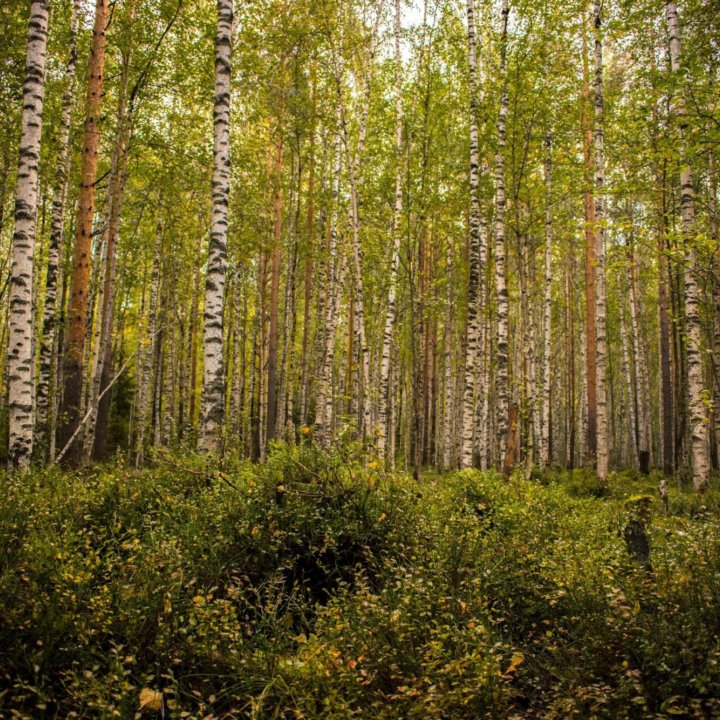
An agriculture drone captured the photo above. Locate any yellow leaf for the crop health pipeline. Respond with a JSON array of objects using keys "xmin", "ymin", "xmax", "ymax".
[
  {"xmin": 139, "ymin": 688, "xmax": 163, "ymax": 712},
  {"xmin": 505, "ymin": 651, "xmax": 525, "ymax": 676}
]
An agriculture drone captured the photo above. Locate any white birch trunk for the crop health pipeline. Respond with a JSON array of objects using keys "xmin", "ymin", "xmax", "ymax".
[
  {"xmin": 665, "ymin": 0, "xmax": 710, "ymax": 491},
  {"xmin": 35, "ymin": 0, "xmax": 79, "ymax": 459},
  {"xmin": 461, "ymin": 0, "xmax": 486, "ymax": 469},
  {"xmin": 134, "ymin": 223, "xmax": 162, "ymax": 467},
  {"xmin": 593, "ymin": 0, "xmax": 609, "ymax": 483},
  {"xmin": 7, "ymin": 0, "xmax": 50, "ymax": 468},
  {"xmin": 495, "ymin": 0, "xmax": 510, "ymax": 473},
  {"xmin": 629, "ymin": 245, "xmax": 651, "ymax": 472},
  {"xmin": 442, "ymin": 241, "xmax": 455, "ymax": 470},
  {"xmin": 314, "ymin": 128, "xmax": 344, "ymax": 445},
  {"xmin": 377, "ymin": 0, "xmax": 404, "ymax": 460},
  {"xmin": 199, "ymin": 0, "xmax": 233, "ymax": 454},
  {"xmin": 540, "ymin": 133, "xmax": 553, "ymax": 468},
  {"xmin": 619, "ymin": 306, "xmax": 639, "ymax": 469}
]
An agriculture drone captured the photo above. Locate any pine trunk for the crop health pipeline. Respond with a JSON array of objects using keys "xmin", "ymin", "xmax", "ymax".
[{"xmin": 58, "ymin": 0, "xmax": 109, "ymax": 466}]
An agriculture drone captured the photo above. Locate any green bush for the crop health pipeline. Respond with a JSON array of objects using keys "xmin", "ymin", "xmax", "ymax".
[{"xmin": 1, "ymin": 445, "xmax": 719, "ymax": 718}]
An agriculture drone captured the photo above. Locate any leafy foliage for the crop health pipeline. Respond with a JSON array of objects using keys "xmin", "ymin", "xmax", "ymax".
[{"xmin": 1, "ymin": 446, "xmax": 720, "ymax": 718}]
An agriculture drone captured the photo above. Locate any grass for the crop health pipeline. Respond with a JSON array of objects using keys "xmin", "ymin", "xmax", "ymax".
[{"xmin": 1, "ymin": 442, "xmax": 719, "ymax": 719}]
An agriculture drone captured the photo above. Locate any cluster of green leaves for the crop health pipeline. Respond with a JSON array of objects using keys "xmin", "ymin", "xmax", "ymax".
[{"xmin": 1, "ymin": 447, "xmax": 719, "ymax": 718}]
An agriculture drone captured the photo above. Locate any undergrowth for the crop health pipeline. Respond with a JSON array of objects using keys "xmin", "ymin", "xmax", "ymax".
[{"xmin": 1, "ymin": 444, "xmax": 719, "ymax": 719}]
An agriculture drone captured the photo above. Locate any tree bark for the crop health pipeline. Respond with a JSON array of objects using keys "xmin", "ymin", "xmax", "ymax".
[
  {"xmin": 377, "ymin": 0, "xmax": 404, "ymax": 461},
  {"xmin": 593, "ymin": 0, "xmax": 609, "ymax": 483},
  {"xmin": 666, "ymin": 0, "xmax": 710, "ymax": 491},
  {"xmin": 540, "ymin": 133, "xmax": 552, "ymax": 468},
  {"xmin": 58, "ymin": 0, "xmax": 109, "ymax": 466},
  {"xmin": 461, "ymin": 0, "xmax": 486, "ymax": 469},
  {"xmin": 266, "ymin": 104, "xmax": 284, "ymax": 444},
  {"xmin": 199, "ymin": 0, "xmax": 233, "ymax": 454},
  {"xmin": 7, "ymin": 0, "xmax": 50, "ymax": 469},
  {"xmin": 495, "ymin": 0, "xmax": 511, "ymax": 475},
  {"xmin": 35, "ymin": 0, "xmax": 79, "ymax": 461}
]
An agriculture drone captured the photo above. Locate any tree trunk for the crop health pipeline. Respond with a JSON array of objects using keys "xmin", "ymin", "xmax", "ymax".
[
  {"xmin": 266, "ymin": 109, "xmax": 284, "ymax": 445},
  {"xmin": 540, "ymin": 133, "xmax": 552, "ymax": 468},
  {"xmin": 377, "ymin": 0, "xmax": 404, "ymax": 461},
  {"xmin": 461, "ymin": 0, "xmax": 486, "ymax": 469},
  {"xmin": 7, "ymin": 0, "xmax": 50, "ymax": 469},
  {"xmin": 581, "ymin": 18, "xmax": 597, "ymax": 470},
  {"xmin": 58, "ymin": 0, "xmax": 108, "ymax": 466},
  {"xmin": 134, "ymin": 223, "xmax": 162, "ymax": 467},
  {"xmin": 35, "ymin": 0, "xmax": 79, "ymax": 461},
  {"xmin": 593, "ymin": 0, "xmax": 609, "ymax": 483},
  {"xmin": 628, "ymin": 241, "xmax": 651, "ymax": 473},
  {"xmin": 199, "ymin": 0, "xmax": 233, "ymax": 454},
  {"xmin": 666, "ymin": 0, "xmax": 710, "ymax": 492},
  {"xmin": 495, "ymin": 0, "xmax": 510, "ymax": 475},
  {"xmin": 619, "ymin": 305, "xmax": 639, "ymax": 468},
  {"xmin": 314, "ymin": 127, "xmax": 344, "ymax": 445},
  {"xmin": 87, "ymin": 45, "xmax": 133, "ymax": 462}
]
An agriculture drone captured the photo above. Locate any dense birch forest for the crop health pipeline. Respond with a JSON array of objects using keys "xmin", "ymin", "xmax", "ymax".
[{"xmin": 2, "ymin": 0, "xmax": 720, "ymax": 717}]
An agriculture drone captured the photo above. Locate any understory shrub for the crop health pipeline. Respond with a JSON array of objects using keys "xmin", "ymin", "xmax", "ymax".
[{"xmin": 1, "ymin": 445, "xmax": 719, "ymax": 718}]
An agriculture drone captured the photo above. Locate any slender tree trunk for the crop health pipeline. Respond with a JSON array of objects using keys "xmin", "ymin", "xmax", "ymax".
[
  {"xmin": 619, "ymin": 305, "xmax": 639, "ymax": 468},
  {"xmin": 377, "ymin": 0, "xmax": 404, "ymax": 461},
  {"xmin": 495, "ymin": 0, "xmax": 511, "ymax": 475},
  {"xmin": 87, "ymin": 46, "xmax": 133, "ymax": 461},
  {"xmin": 666, "ymin": 0, "xmax": 710, "ymax": 491},
  {"xmin": 628, "ymin": 241, "xmax": 651, "ymax": 473},
  {"xmin": 461, "ymin": 0, "xmax": 486, "ymax": 469},
  {"xmin": 7, "ymin": 0, "xmax": 50, "ymax": 468},
  {"xmin": 442, "ymin": 241, "xmax": 455, "ymax": 470},
  {"xmin": 593, "ymin": 0, "xmax": 609, "ymax": 483},
  {"xmin": 134, "ymin": 222, "xmax": 162, "ymax": 467},
  {"xmin": 199, "ymin": 0, "xmax": 233, "ymax": 454},
  {"xmin": 58, "ymin": 0, "xmax": 108, "ymax": 466},
  {"xmin": 581, "ymin": 20, "xmax": 598, "ymax": 470},
  {"xmin": 314, "ymin": 128, "xmax": 344, "ymax": 445},
  {"xmin": 566, "ymin": 259, "xmax": 576, "ymax": 469},
  {"xmin": 300, "ymin": 76, "xmax": 315, "ymax": 427},
  {"xmin": 266, "ymin": 109, "xmax": 284, "ymax": 445},
  {"xmin": 35, "ymin": 0, "xmax": 79, "ymax": 460},
  {"xmin": 540, "ymin": 133, "xmax": 553, "ymax": 468}
]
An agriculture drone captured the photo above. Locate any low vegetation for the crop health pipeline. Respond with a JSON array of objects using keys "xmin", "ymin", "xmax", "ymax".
[{"xmin": 1, "ymin": 444, "xmax": 719, "ymax": 719}]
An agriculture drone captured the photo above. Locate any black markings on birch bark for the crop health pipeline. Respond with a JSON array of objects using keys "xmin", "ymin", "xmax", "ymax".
[
  {"xmin": 199, "ymin": 0, "xmax": 233, "ymax": 454},
  {"xmin": 8, "ymin": 0, "xmax": 50, "ymax": 469},
  {"xmin": 665, "ymin": 0, "xmax": 710, "ymax": 492}
]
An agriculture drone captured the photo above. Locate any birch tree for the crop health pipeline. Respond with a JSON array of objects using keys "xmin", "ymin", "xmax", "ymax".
[
  {"xmin": 7, "ymin": 0, "xmax": 50, "ymax": 469},
  {"xmin": 495, "ymin": 0, "xmax": 511, "ymax": 475},
  {"xmin": 35, "ymin": 0, "xmax": 80, "ymax": 461},
  {"xmin": 199, "ymin": 0, "xmax": 233, "ymax": 454},
  {"xmin": 540, "ymin": 133, "xmax": 552, "ymax": 468},
  {"xmin": 460, "ymin": 0, "xmax": 486, "ymax": 469},
  {"xmin": 665, "ymin": 0, "xmax": 710, "ymax": 492},
  {"xmin": 377, "ymin": 0, "xmax": 404, "ymax": 460},
  {"xmin": 593, "ymin": 0, "xmax": 609, "ymax": 484}
]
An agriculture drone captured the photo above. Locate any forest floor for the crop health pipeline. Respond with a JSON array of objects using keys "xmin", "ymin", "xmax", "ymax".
[{"xmin": 1, "ymin": 443, "xmax": 719, "ymax": 719}]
